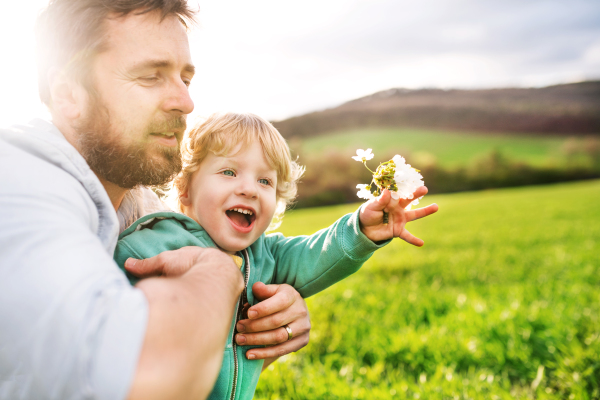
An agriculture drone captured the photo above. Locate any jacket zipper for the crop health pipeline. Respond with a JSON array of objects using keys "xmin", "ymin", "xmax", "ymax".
[{"xmin": 230, "ymin": 249, "xmax": 250, "ymax": 400}]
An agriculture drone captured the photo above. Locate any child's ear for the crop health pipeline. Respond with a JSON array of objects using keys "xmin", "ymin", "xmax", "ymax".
[{"xmin": 179, "ymin": 190, "xmax": 192, "ymax": 207}]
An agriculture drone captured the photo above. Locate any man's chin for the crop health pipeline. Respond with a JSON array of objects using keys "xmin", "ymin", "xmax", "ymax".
[{"xmin": 86, "ymin": 143, "xmax": 182, "ymax": 189}]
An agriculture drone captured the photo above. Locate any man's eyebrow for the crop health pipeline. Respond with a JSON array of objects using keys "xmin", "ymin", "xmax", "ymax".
[
  {"xmin": 130, "ymin": 60, "xmax": 196, "ymax": 75},
  {"xmin": 184, "ymin": 64, "xmax": 196, "ymax": 75}
]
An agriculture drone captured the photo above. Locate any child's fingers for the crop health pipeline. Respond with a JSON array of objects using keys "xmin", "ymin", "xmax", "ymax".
[
  {"xmin": 399, "ymin": 228, "xmax": 424, "ymax": 247},
  {"xmin": 365, "ymin": 189, "xmax": 391, "ymax": 212},
  {"xmin": 398, "ymin": 186, "xmax": 429, "ymax": 209},
  {"xmin": 406, "ymin": 203, "xmax": 439, "ymax": 222}
]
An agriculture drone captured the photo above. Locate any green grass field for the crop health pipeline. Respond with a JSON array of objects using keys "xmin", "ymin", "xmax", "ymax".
[
  {"xmin": 256, "ymin": 180, "xmax": 600, "ymax": 399},
  {"xmin": 294, "ymin": 128, "xmax": 576, "ymax": 168}
]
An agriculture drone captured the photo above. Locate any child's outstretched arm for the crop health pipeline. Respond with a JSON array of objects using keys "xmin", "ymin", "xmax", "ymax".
[{"xmin": 359, "ymin": 186, "xmax": 439, "ymax": 246}]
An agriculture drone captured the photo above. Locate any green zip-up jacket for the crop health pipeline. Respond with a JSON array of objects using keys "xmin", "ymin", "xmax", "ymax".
[{"xmin": 114, "ymin": 209, "xmax": 388, "ymax": 400}]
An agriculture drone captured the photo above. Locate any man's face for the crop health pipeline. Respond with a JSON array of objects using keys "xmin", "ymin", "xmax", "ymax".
[{"xmin": 76, "ymin": 11, "xmax": 195, "ymax": 189}]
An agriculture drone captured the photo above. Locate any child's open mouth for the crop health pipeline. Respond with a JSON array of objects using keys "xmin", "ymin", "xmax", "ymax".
[{"xmin": 226, "ymin": 207, "xmax": 256, "ymax": 232}]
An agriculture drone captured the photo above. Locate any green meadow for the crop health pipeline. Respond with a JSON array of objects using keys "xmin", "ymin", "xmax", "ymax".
[
  {"xmin": 293, "ymin": 128, "xmax": 578, "ymax": 167},
  {"xmin": 256, "ymin": 180, "xmax": 600, "ymax": 399}
]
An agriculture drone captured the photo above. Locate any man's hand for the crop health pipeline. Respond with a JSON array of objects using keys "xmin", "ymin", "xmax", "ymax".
[
  {"xmin": 359, "ymin": 186, "xmax": 439, "ymax": 246},
  {"xmin": 127, "ymin": 250, "xmax": 312, "ymax": 370},
  {"xmin": 234, "ymin": 282, "xmax": 311, "ymax": 366},
  {"xmin": 124, "ymin": 246, "xmax": 217, "ymax": 278}
]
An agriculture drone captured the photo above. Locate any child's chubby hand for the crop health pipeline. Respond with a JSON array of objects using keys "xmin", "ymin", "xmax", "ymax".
[{"xmin": 359, "ymin": 187, "xmax": 439, "ymax": 246}]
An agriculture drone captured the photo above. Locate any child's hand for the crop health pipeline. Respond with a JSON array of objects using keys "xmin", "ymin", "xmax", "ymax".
[{"xmin": 359, "ymin": 187, "xmax": 438, "ymax": 246}]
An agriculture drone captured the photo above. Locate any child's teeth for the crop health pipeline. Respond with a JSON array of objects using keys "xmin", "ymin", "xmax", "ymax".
[{"xmin": 232, "ymin": 208, "xmax": 253, "ymax": 215}]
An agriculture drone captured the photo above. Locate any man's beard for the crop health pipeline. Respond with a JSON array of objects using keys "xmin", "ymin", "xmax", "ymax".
[{"xmin": 75, "ymin": 96, "xmax": 184, "ymax": 189}]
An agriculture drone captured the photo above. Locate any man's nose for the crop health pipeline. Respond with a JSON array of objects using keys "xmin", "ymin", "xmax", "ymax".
[{"xmin": 163, "ymin": 79, "xmax": 194, "ymax": 115}]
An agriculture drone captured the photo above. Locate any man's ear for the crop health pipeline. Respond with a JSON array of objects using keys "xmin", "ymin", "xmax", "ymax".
[
  {"xmin": 48, "ymin": 70, "xmax": 88, "ymax": 120},
  {"xmin": 179, "ymin": 190, "xmax": 192, "ymax": 207}
]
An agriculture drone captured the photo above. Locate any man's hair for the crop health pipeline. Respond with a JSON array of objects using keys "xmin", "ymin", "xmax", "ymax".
[
  {"xmin": 36, "ymin": 0, "xmax": 196, "ymax": 107},
  {"xmin": 172, "ymin": 112, "xmax": 305, "ymax": 231}
]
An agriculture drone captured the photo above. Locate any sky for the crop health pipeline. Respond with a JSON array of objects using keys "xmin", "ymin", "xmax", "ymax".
[{"xmin": 1, "ymin": 0, "xmax": 599, "ymax": 127}]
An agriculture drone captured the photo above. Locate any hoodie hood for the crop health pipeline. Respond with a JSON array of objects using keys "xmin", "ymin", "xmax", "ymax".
[{"xmin": 0, "ymin": 119, "xmax": 119, "ymax": 253}]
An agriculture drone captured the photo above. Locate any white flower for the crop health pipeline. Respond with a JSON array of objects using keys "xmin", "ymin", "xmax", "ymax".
[
  {"xmin": 404, "ymin": 196, "xmax": 423, "ymax": 210},
  {"xmin": 354, "ymin": 151, "xmax": 427, "ymax": 210},
  {"xmin": 356, "ymin": 184, "xmax": 375, "ymax": 200},
  {"xmin": 392, "ymin": 154, "xmax": 406, "ymax": 166},
  {"xmin": 392, "ymin": 154, "xmax": 424, "ymax": 200},
  {"xmin": 352, "ymin": 148, "xmax": 374, "ymax": 162}
]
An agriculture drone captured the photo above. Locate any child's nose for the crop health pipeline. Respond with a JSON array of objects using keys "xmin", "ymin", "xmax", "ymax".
[{"xmin": 235, "ymin": 178, "xmax": 258, "ymax": 198}]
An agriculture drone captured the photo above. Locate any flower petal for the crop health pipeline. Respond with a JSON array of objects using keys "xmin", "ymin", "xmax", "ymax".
[{"xmin": 356, "ymin": 184, "xmax": 375, "ymax": 200}]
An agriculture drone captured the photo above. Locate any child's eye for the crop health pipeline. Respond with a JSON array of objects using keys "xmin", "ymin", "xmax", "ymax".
[
  {"xmin": 222, "ymin": 170, "xmax": 235, "ymax": 177},
  {"xmin": 258, "ymin": 178, "xmax": 271, "ymax": 186}
]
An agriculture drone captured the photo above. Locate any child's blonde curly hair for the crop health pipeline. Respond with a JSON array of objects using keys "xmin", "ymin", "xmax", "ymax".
[{"xmin": 171, "ymin": 112, "xmax": 304, "ymax": 231}]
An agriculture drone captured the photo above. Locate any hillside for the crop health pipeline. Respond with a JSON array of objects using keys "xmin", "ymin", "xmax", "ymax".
[{"xmin": 273, "ymin": 81, "xmax": 600, "ymax": 139}]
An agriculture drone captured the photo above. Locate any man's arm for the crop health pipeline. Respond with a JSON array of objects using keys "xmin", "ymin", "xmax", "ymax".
[
  {"xmin": 118, "ymin": 215, "xmax": 314, "ymax": 367},
  {"xmin": 123, "ymin": 247, "xmax": 313, "ymax": 372},
  {"xmin": 0, "ymin": 142, "xmax": 242, "ymax": 400},
  {"xmin": 125, "ymin": 254, "xmax": 313, "ymax": 373},
  {"xmin": 126, "ymin": 248, "xmax": 243, "ymax": 400}
]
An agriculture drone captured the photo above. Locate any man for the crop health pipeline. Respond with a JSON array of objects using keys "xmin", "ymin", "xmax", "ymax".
[{"xmin": 0, "ymin": 1, "xmax": 310, "ymax": 399}]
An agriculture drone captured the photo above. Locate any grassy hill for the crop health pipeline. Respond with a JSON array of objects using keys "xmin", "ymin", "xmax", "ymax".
[
  {"xmin": 294, "ymin": 127, "xmax": 576, "ymax": 168},
  {"xmin": 278, "ymin": 83, "xmax": 600, "ymax": 207},
  {"xmin": 256, "ymin": 180, "xmax": 600, "ymax": 399},
  {"xmin": 289, "ymin": 127, "xmax": 600, "ymax": 207},
  {"xmin": 274, "ymin": 81, "xmax": 600, "ymax": 140}
]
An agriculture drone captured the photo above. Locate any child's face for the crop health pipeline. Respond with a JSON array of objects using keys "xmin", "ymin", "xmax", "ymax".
[{"xmin": 181, "ymin": 141, "xmax": 278, "ymax": 254}]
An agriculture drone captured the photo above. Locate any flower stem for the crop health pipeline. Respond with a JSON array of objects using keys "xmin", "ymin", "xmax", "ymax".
[
  {"xmin": 363, "ymin": 161, "xmax": 375, "ymax": 174},
  {"xmin": 383, "ymin": 211, "xmax": 389, "ymax": 225}
]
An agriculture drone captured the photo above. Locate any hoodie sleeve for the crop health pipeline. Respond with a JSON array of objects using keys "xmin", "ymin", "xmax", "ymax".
[
  {"xmin": 264, "ymin": 207, "xmax": 390, "ymax": 298},
  {"xmin": 0, "ymin": 138, "xmax": 147, "ymax": 400}
]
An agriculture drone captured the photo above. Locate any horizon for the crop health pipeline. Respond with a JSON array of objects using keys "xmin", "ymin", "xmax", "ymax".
[
  {"xmin": 271, "ymin": 79, "xmax": 600, "ymax": 122},
  {"xmin": 1, "ymin": 0, "xmax": 599, "ymax": 126}
]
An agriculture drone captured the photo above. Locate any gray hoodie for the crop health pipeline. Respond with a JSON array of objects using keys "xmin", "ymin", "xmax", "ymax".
[{"xmin": 0, "ymin": 119, "xmax": 147, "ymax": 400}]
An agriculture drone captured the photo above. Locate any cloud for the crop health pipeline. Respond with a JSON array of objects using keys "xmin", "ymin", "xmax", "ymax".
[
  {"xmin": 273, "ymin": 0, "xmax": 600, "ymax": 64},
  {"xmin": 2, "ymin": 0, "xmax": 598, "ymax": 125},
  {"xmin": 187, "ymin": 0, "xmax": 600, "ymax": 120}
]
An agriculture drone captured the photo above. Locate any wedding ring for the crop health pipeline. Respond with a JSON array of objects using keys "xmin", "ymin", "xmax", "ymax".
[{"xmin": 283, "ymin": 324, "xmax": 293, "ymax": 341}]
